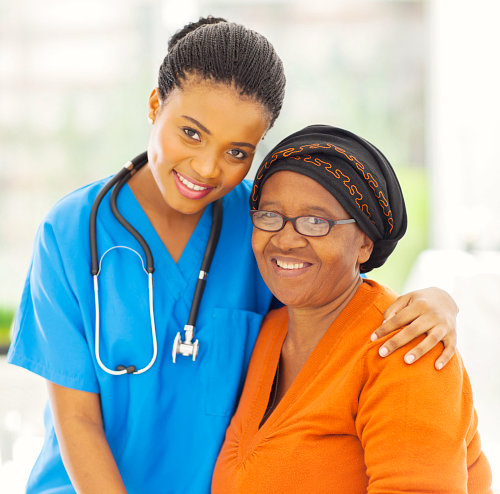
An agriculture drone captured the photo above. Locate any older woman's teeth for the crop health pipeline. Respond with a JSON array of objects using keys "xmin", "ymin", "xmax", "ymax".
[
  {"xmin": 177, "ymin": 173, "xmax": 209, "ymax": 191},
  {"xmin": 276, "ymin": 260, "xmax": 305, "ymax": 270}
]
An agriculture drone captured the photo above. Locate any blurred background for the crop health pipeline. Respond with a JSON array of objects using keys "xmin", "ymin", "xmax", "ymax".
[{"xmin": 1, "ymin": 0, "xmax": 499, "ymax": 491}]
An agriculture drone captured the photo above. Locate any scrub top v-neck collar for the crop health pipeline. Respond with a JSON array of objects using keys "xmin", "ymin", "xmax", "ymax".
[{"xmin": 119, "ymin": 182, "xmax": 213, "ymax": 297}]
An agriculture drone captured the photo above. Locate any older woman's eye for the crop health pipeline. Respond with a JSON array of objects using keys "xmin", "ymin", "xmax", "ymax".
[
  {"xmin": 228, "ymin": 148, "xmax": 247, "ymax": 160},
  {"xmin": 304, "ymin": 216, "xmax": 327, "ymax": 225},
  {"xmin": 183, "ymin": 127, "xmax": 201, "ymax": 141},
  {"xmin": 299, "ymin": 216, "xmax": 330, "ymax": 234},
  {"xmin": 260, "ymin": 211, "xmax": 280, "ymax": 220},
  {"xmin": 252, "ymin": 210, "xmax": 283, "ymax": 231}
]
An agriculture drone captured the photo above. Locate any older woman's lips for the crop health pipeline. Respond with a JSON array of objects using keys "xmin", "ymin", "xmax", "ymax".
[{"xmin": 272, "ymin": 258, "xmax": 312, "ymax": 276}]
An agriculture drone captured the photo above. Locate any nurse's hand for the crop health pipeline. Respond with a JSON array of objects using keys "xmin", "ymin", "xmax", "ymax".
[
  {"xmin": 47, "ymin": 382, "xmax": 128, "ymax": 494},
  {"xmin": 370, "ymin": 287, "xmax": 458, "ymax": 370}
]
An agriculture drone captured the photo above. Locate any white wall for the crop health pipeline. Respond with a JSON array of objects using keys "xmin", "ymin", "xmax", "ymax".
[
  {"xmin": 428, "ymin": 0, "xmax": 500, "ymax": 250},
  {"xmin": 419, "ymin": 0, "xmax": 500, "ymax": 482}
]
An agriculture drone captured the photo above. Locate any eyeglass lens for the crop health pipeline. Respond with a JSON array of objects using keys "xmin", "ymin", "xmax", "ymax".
[{"xmin": 251, "ymin": 211, "xmax": 330, "ymax": 236}]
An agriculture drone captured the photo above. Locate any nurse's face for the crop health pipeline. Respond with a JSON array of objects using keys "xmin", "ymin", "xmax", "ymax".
[
  {"xmin": 252, "ymin": 171, "xmax": 373, "ymax": 309},
  {"xmin": 147, "ymin": 76, "xmax": 270, "ymax": 216}
]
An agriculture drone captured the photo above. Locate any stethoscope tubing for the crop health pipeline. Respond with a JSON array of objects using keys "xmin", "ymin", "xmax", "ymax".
[
  {"xmin": 90, "ymin": 151, "xmax": 222, "ymax": 374},
  {"xmin": 93, "ymin": 266, "xmax": 157, "ymax": 376},
  {"xmin": 90, "ymin": 151, "xmax": 149, "ymax": 276},
  {"xmin": 187, "ymin": 198, "xmax": 223, "ymax": 327},
  {"xmin": 110, "ymin": 171, "xmax": 154, "ymax": 273}
]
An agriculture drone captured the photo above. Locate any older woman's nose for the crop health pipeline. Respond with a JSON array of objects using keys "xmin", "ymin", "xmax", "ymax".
[{"xmin": 272, "ymin": 220, "xmax": 309, "ymax": 250}]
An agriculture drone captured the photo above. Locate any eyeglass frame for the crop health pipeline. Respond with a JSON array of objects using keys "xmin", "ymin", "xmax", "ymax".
[{"xmin": 249, "ymin": 210, "xmax": 356, "ymax": 237}]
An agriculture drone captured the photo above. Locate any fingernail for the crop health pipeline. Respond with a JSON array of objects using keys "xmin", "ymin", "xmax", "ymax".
[
  {"xmin": 436, "ymin": 362, "xmax": 443, "ymax": 370},
  {"xmin": 370, "ymin": 332, "xmax": 378, "ymax": 341},
  {"xmin": 405, "ymin": 354, "xmax": 415, "ymax": 364},
  {"xmin": 379, "ymin": 347, "xmax": 389, "ymax": 357}
]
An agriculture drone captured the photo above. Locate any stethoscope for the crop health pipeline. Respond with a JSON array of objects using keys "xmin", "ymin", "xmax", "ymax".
[{"xmin": 89, "ymin": 151, "xmax": 223, "ymax": 375}]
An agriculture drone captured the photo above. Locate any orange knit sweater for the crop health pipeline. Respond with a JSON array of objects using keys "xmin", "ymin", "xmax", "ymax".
[{"xmin": 212, "ymin": 280, "xmax": 492, "ymax": 493}]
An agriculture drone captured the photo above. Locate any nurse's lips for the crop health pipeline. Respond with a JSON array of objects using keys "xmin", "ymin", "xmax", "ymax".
[
  {"xmin": 173, "ymin": 170, "xmax": 216, "ymax": 199},
  {"xmin": 271, "ymin": 256, "xmax": 313, "ymax": 277}
]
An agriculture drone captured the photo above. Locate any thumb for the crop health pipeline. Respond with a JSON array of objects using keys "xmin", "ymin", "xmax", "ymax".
[{"xmin": 383, "ymin": 292, "xmax": 412, "ymax": 322}]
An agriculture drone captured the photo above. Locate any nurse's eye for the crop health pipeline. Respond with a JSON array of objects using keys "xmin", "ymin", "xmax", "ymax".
[
  {"xmin": 182, "ymin": 127, "xmax": 201, "ymax": 141},
  {"xmin": 227, "ymin": 148, "xmax": 248, "ymax": 160}
]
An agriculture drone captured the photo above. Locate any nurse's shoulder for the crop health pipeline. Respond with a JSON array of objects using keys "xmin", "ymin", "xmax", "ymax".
[
  {"xmin": 221, "ymin": 179, "xmax": 253, "ymax": 218},
  {"xmin": 43, "ymin": 176, "xmax": 111, "ymax": 235},
  {"xmin": 223, "ymin": 178, "xmax": 252, "ymax": 203},
  {"xmin": 28, "ymin": 177, "xmax": 112, "ymax": 283},
  {"xmin": 217, "ymin": 179, "xmax": 255, "ymax": 244}
]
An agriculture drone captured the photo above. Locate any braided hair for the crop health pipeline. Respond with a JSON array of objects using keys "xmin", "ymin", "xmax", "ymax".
[{"xmin": 158, "ymin": 16, "xmax": 286, "ymax": 128}]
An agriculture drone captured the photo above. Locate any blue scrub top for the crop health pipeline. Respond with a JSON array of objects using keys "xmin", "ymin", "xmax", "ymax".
[{"xmin": 8, "ymin": 177, "xmax": 273, "ymax": 493}]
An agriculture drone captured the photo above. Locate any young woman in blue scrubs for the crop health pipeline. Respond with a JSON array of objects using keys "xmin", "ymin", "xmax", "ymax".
[{"xmin": 8, "ymin": 17, "xmax": 459, "ymax": 494}]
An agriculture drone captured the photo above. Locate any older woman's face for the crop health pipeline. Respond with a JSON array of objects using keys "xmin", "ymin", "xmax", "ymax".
[{"xmin": 252, "ymin": 171, "xmax": 373, "ymax": 309}]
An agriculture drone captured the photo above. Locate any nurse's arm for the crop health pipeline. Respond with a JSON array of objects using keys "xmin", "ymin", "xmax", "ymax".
[
  {"xmin": 370, "ymin": 287, "xmax": 458, "ymax": 370},
  {"xmin": 47, "ymin": 381, "xmax": 127, "ymax": 494}
]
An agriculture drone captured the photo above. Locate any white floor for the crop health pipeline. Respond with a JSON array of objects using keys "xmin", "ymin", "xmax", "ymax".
[{"xmin": 0, "ymin": 359, "xmax": 46, "ymax": 493}]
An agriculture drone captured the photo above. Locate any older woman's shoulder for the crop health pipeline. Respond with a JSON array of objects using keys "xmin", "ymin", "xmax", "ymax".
[
  {"xmin": 360, "ymin": 279, "xmax": 398, "ymax": 318},
  {"xmin": 342, "ymin": 279, "xmax": 398, "ymax": 345}
]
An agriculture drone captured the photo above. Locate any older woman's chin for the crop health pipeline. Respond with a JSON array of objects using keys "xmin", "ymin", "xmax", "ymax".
[{"xmin": 261, "ymin": 269, "xmax": 364, "ymax": 311}]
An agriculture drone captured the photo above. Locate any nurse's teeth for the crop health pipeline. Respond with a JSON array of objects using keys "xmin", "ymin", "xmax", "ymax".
[
  {"xmin": 276, "ymin": 260, "xmax": 305, "ymax": 270},
  {"xmin": 177, "ymin": 172, "xmax": 209, "ymax": 191}
]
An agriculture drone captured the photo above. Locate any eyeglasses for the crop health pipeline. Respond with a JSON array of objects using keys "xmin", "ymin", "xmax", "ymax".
[{"xmin": 250, "ymin": 210, "xmax": 356, "ymax": 237}]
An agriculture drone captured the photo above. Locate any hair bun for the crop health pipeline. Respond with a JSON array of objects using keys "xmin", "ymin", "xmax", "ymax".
[
  {"xmin": 158, "ymin": 17, "xmax": 285, "ymax": 128},
  {"xmin": 168, "ymin": 16, "xmax": 227, "ymax": 50}
]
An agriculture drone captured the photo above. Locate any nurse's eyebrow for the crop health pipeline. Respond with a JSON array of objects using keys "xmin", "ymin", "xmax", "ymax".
[
  {"xmin": 181, "ymin": 115, "xmax": 256, "ymax": 150},
  {"xmin": 182, "ymin": 115, "xmax": 211, "ymax": 135},
  {"xmin": 231, "ymin": 141, "xmax": 256, "ymax": 150}
]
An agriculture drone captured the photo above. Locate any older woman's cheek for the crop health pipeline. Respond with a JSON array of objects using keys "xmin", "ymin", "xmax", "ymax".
[{"xmin": 251, "ymin": 230, "xmax": 271, "ymax": 283}]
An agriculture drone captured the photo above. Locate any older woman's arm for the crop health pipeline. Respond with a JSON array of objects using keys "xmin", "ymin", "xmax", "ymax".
[
  {"xmin": 370, "ymin": 287, "xmax": 458, "ymax": 370},
  {"xmin": 357, "ymin": 335, "xmax": 492, "ymax": 493}
]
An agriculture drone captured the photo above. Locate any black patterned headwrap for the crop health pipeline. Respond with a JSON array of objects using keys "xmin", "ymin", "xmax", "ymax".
[{"xmin": 250, "ymin": 125, "xmax": 407, "ymax": 272}]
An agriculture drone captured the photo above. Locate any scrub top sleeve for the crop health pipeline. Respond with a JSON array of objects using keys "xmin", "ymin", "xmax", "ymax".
[{"xmin": 8, "ymin": 221, "xmax": 99, "ymax": 393}]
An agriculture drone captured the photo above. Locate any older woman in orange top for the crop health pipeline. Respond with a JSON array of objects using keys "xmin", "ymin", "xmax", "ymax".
[{"xmin": 212, "ymin": 125, "xmax": 492, "ymax": 493}]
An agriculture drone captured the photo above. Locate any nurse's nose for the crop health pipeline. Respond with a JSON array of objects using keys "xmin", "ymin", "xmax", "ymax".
[{"xmin": 190, "ymin": 153, "xmax": 221, "ymax": 180}]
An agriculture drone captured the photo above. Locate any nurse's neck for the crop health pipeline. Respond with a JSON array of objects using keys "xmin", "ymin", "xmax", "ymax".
[{"xmin": 128, "ymin": 165, "xmax": 205, "ymax": 263}]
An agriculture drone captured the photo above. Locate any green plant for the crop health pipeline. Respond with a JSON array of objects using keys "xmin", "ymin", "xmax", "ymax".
[
  {"xmin": 0, "ymin": 306, "xmax": 15, "ymax": 347},
  {"xmin": 372, "ymin": 166, "xmax": 429, "ymax": 293}
]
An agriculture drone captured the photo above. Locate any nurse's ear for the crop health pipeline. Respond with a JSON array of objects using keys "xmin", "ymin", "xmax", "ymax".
[{"xmin": 147, "ymin": 88, "xmax": 162, "ymax": 124}]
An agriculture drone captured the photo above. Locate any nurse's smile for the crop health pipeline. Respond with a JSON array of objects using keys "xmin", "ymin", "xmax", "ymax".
[{"xmin": 172, "ymin": 170, "xmax": 215, "ymax": 199}]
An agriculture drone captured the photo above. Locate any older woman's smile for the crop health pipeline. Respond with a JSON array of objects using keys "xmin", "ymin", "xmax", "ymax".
[{"xmin": 272, "ymin": 257, "xmax": 313, "ymax": 275}]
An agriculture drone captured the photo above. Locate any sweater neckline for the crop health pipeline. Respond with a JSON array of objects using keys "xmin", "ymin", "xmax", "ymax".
[{"xmin": 239, "ymin": 280, "xmax": 375, "ymax": 460}]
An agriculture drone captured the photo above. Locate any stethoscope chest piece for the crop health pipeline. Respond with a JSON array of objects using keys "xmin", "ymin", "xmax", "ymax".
[{"xmin": 172, "ymin": 327, "xmax": 199, "ymax": 363}]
